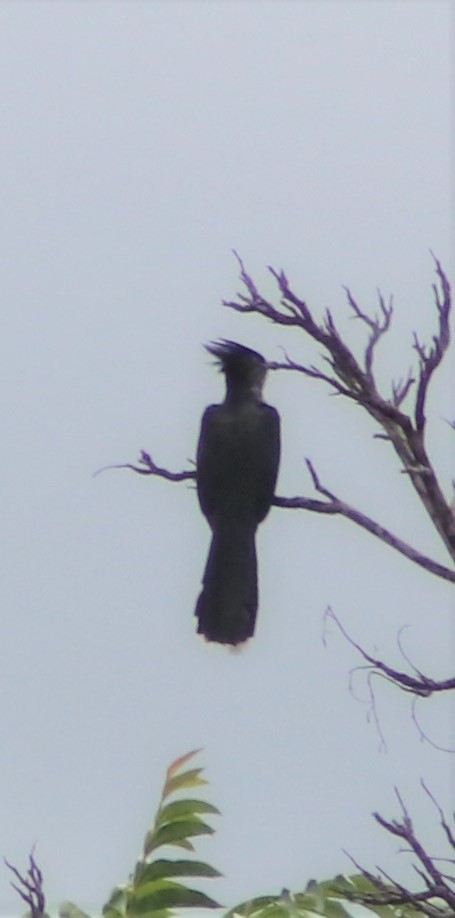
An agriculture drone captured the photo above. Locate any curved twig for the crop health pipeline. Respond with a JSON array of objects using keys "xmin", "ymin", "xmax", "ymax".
[
  {"xmin": 325, "ymin": 606, "xmax": 455, "ymax": 700},
  {"xmin": 410, "ymin": 698, "xmax": 455, "ymax": 754},
  {"xmin": 94, "ymin": 450, "xmax": 196, "ymax": 482}
]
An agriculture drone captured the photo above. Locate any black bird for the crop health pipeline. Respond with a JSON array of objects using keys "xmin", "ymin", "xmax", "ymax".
[{"xmin": 195, "ymin": 341, "xmax": 280, "ymax": 645}]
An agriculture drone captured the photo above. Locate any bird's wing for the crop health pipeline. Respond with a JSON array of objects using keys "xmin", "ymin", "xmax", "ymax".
[
  {"xmin": 254, "ymin": 404, "xmax": 280, "ymax": 522},
  {"xmin": 196, "ymin": 403, "xmax": 280, "ymax": 524}
]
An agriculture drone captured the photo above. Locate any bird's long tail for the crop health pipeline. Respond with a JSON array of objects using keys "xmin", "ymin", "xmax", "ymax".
[{"xmin": 195, "ymin": 522, "xmax": 258, "ymax": 645}]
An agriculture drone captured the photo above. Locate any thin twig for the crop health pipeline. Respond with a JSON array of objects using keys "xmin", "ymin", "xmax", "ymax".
[
  {"xmin": 94, "ymin": 450, "xmax": 196, "ymax": 482},
  {"xmin": 391, "ymin": 369, "xmax": 415, "ymax": 407},
  {"xmin": 421, "ymin": 781, "xmax": 455, "ymax": 850},
  {"xmin": 410, "ymin": 698, "xmax": 455, "ymax": 754},
  {"xmin": 344, "ymin": 286, "xmax": 393, "ymax": 383},
  {"xmin": 413, "ymin": 254, "xmax": 451, "ymax": 432},
  {"xmin": 4, "ymin": 850, "xmax": 46, "ymax": 918},
  {"xmin": 325, "ymin": 606, "xmax": 455, "ymax": 699}
]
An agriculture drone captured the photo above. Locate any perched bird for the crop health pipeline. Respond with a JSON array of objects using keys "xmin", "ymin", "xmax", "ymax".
[{"xmin": 195, "ymin": 340, "xmax": 280, "ymax": 645}]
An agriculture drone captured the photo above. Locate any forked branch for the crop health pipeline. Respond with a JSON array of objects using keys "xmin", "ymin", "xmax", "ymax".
[
  {"xmin": 413, "ymin": 256, "xmax": 451, "ymax": 431},
  {"xmin": 4, "ymin": 850, "xmax": 47, "ymax": 918},
  {"xmin": 340, "ymin": 786, "xmax": 455, "ymax": 915},
  {"xmin": 325, "ymin": 607, "xmax": 455, "ymax": 700},
  {"xmin": 112, "ymin": 453, "xmax": 455, "ymax": 584},
  {"xmin": 94, "ymin": 450, "xmax": 196, "ymax": 482},
  {"xmin": 225, "ymin": 253, "xmax": 455, "ymax": 562}
]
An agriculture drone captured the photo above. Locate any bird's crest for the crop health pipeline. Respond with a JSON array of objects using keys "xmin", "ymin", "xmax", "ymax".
[{"xmin": 205, "ymin": 340, "xmax": 266, "ymax": 370}]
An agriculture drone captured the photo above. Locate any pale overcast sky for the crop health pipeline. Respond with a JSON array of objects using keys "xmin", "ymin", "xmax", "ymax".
[{"xmin": 0, "ymin": 1, "xmax": 453, "ymax": 915}]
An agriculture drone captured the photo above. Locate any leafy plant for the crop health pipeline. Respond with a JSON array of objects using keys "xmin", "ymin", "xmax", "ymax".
[
  {"xmin": 6, "ymin": 751, "xmax": 454, "ymax": 917},
  {"xmin": 102, "ymin": 749, "xmax": 221, "ymax": 918},
  {"xmin": 225, "ymin": 875, "xmax": 429, "ymax": 918}
]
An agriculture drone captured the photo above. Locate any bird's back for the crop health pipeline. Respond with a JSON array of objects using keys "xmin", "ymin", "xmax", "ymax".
[{"xmin": 197, "ymin": 399, "xmax": 280, "ymax": 526}]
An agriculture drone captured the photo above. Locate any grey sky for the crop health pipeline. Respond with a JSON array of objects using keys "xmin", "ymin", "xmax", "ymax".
[{"xmin": 0, "ymin": 0, "xmax": 453, "ymax": 914}]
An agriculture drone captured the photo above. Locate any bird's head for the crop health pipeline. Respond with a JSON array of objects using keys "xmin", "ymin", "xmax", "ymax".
[{"xmin": 205, "ymin": 340, "xmax": 269, "ymax": 399}]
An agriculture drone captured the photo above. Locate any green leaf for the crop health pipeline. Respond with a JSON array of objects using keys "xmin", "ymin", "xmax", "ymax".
[
  {"xmin": 225, "ymin": 896, "xmax": 281, "ymax": 917},
  {"xmin": 130, "ymin": 880, "xmax": 220, "ymax": 912},
  {"xmin": 102, "ymin": 752, "xmax": 220, "ymax": 918},
  {"xmin": 102, "ymin": 909, "xmax": 125, "ymax": 918},
  {"xmin": 163, "ymin": 750, "xmax": 202, "ymax": 784},
  {"xmin": 59, "ymin": 904, "xmax": 91, "ymax": 918},
  {"xmin": 103, "ymin": 885, "xmax": 130, "ymax": 918},
  {"xmin": 250, "ymin": 908, "xmax": 291, "ymax": 918},
  {"xmin": 297, "ymin": 881, "xmax": 325, "ymax": 913},
  {"xmin": 313, "ymin": 902, "xmax": 351, "ymax": 918},
  {"xmin": 228, "ymin": 885, "xmax": 355, "ymax": 918},
  {"xmin": 128, "ymin": 910, "xmax": 173, "ymax": 918},
  {"xmin": 343, "ymin": 874, "xmax": 379, "ymax": 892},
  {"xmin": 163, "ymin": 768, "xmax": 208, "ymax": 798},
  {"xmin": 156, "ymin": 799, "xmax": 220, "ymax": 827},
  {"xmin": 144, "ymin": 819, "xmax": 214, "ymax": 856},
  {"xmin": 135, "ymin": 859, "xmax": 222, "ymax": 884}
]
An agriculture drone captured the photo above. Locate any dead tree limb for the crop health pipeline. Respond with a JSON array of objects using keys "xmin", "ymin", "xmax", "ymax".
[
  {"xmin": 325, "ymin": 607, "xmax": 455, "ymax": 699},
  {"xmin": 224, "ymin": 253, "xmax": 455, "ymax": 563},
  {"xmin": 278, "ymin": 460, "xmax": 455, "ymax": 584},
  {"xmin": 94, "ymin": 450, "xmax": 196, "ymax": 482},
  {"xmin": 4, "ymin": 850, "xmax": 47, "ymax": 918},
  {"xmin": 113, "ymin": 452, "xmax": 455, "ymax": 584},
  {"xmin": 107, "ymin": 257, "xmax": 454, "ymax": 580},
  {"xmin": 339, "ymin": 786, "xmax": 455, "ymax": 915}
]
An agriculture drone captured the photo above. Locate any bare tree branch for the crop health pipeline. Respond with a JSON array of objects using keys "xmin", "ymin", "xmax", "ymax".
[
  {"xmin": 392, "ymin": 369, "xmax": 416, "ymax": 407},
  {"xmin": 343, "ymin": 285, "xmax": 393, "ymax": 384},
  {"xmin": 105, "ymin": 257, "xmax": 454, "ymax": 592},
  {"xmin": 340, "ymin": 850, "xmax": 450, "ymax": 916},
  {"xmin": 410, "ymin": 699, "xmax": 455, "ymax": 754},
  {"xmin": 225, "ymin": 254, "xmax": 455, "ymax": 562},
  {"xmin": 413, "ymin": 254, "xmax": 451, "ymax": 432},
  {"xmin": 373, "ymin": 789, "xmax": 455, "ymax": 907},
  {"xmin": 4, "ymin": 850, "xmax": 47, "ymax": 918},
  {"xmin": 94, "ymin": 450, "xmax": 196, "ymax": 482},
  {"xmin": 325, "ymin": 607, "xmax": 455, "ymax": 701},
  {"xmin": 421, "ymin": 780, "xmax": 455, "ymax": 850},
  {"xmin": 338, "ymin": 787, "xmax": 455, "ymax": 915},
  {"xmin": 110, "ymin": 450, "xmax": 455, "ymax": 584},
  {"xmin": 299, "ymin": 459, "xmax": 455, "ymax": 583}
]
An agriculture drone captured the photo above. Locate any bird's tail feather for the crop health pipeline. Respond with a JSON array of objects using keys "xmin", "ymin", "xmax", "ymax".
[{"xmin": 195, "ymin": 523, "xmax": 258, "ymax": 645}]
